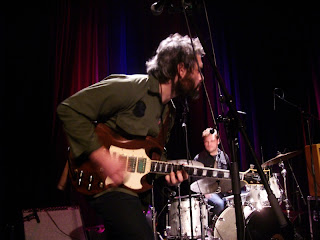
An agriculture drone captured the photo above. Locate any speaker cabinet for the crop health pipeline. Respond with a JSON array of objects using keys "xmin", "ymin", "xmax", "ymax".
[
  {"xmin": 23, "ymin": 206, "xmax": 87, "ymax": 240},
  {"xmin": 305, "ymin": 144, "xmax": 320, "ymax": 196}
]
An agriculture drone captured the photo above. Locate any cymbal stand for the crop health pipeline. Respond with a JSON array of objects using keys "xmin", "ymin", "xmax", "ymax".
[
  {"xmin": 198, "ymin": 192, "xmax": 207, "ymax": 240},
  {"xmin": 279, "ymin": 161, "xmax": 291, "ymax": 218},
  {"xmin": 177, "ymin": 183, "xmax": 183, "ymax": 239}
]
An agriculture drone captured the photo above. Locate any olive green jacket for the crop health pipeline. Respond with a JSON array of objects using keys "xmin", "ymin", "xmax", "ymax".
[{"xmin": 57, "ymin": 74, "xmax": 174, "ymax": 197}]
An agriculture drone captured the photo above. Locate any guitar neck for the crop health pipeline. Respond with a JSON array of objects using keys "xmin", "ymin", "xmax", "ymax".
[{"xmin": 149, "ymin": 160, "xmax": 245, "ymax": 180}]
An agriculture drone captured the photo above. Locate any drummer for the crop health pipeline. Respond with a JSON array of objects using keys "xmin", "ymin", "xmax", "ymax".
[{"xmin": 194, "ymin": 127, "xmax": 229, "ymax": 217}]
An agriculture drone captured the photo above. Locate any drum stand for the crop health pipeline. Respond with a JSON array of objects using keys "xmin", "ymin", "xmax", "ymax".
[
  {"xmin": 279, "ymin": 160, "xmax": 306, "ymax": 220},
  {"xmin": 177, "ymin": 183, "xmax": 183, "ymax": 239},
  {"xmin": 279, "ymin": 161, "xmax": 291, "ymax": 218},
  {"xmin": 279, "ymin": 160, "xmax": 307, "ymax": 223},
  {"xmin": 151, "ymin": 180, "xmax": 164, "ymax": 240}
]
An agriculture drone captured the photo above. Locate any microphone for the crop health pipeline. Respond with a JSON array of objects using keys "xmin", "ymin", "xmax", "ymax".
[{"xmin": 150, "ymin": 0, "xmax": 167, "ymax": 16}]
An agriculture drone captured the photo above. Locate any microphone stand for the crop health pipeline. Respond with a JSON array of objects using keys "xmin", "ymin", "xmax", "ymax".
[
  {"xmin": 181, "ymin": 97, "xmax": 197, "ymax": 240},
  {"xmin": 274, "ymin": 92, "xmax": 319, "ymax": 233},
  {"xmin": 186, "ymin": 3, "xmax": 291, "ymax": 239},
  {"xmin": 151, "ymin": 180, "xmax": 158, "ymax": 240}
]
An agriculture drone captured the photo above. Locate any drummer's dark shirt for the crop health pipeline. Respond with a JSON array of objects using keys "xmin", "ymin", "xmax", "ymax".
[{"xmin": 194, "ymin": 148, "xmax": 229, "ymax": 169}]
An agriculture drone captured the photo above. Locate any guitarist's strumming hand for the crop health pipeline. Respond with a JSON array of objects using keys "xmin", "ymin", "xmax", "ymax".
[
  {"xmin": 89, "ymin": 146, "xmax": 125, "ymax": 187},
  {"xmin": 165, "ymin": 170, "xmax": 188, "ymax": 186}
]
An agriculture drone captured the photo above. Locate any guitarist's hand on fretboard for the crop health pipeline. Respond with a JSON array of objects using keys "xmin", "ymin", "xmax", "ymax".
[
  {"xmin": 165, "ymin": 169, "xmax": 189, "ymax": 186},
  {"xmin": 90, "ymin": 146, "xmax": 125, "ymax": 187}
]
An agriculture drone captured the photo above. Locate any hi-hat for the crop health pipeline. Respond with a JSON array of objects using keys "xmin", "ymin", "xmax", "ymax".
[
  {"xmin": 168, "ymin": 159, "xmax": 204, "ymax": 167},
  {"xmin": 261, "ymin": 150, "xmax": 302, "ymax": 168},
  {"xmin": 190, "ymin": 177, "xmax": 246, "ymax": 194}
]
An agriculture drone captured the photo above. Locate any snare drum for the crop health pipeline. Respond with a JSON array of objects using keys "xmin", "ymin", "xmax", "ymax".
[
  {"xmin": 225, "ymin": 192, "xmax": 250, "ymax": 207},
  {"xmin": 246, "ymin": 184, "xmax": 269, "ymax": 209},
  {"xmin": 167, "ymin": 194, "xmax": 208, "ymax": 239},
  {"xmin": 246, "ymin": 176, "xmax": 283, "ymax": 210}
]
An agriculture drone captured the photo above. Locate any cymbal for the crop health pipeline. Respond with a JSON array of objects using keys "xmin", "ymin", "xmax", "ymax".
[
  {"xmin": 261, "ymin": 150, "xmax": 302, "ymax": 168},
  {"xmin": 190, "ymin": 177, "xmax": 246, "ymax": 194},
  {"xmin": 168, "ymin": 159, "xmax": 204, "ymax": 167}
]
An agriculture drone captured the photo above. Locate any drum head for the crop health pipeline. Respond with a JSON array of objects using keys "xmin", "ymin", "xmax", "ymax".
[{"xmin": 213, "ymin": 206, "xmax": 252, "ymax": 240}]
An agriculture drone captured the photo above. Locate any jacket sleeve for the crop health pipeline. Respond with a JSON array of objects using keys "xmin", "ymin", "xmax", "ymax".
[{"xmin": 57, "ymin": 78, "xmax": 137, "ymax": 159}]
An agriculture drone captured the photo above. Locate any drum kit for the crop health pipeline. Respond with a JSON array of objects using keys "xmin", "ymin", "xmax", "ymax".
[{"xmin": 164, "ymin": 151, "xmax": 301, "ymax": 240}]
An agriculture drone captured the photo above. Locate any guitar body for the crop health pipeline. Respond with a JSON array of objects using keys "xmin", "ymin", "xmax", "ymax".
[{"xmin": 68, "ymin": 123, "xmax": 163, "ymax": 195}]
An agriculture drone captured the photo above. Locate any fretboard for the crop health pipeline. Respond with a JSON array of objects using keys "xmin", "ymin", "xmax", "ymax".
[{"xmin": 150, "ymin": 160, "xmax": 244, "ymax": 180}]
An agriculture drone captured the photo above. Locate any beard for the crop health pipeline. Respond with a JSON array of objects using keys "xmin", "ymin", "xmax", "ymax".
[{"xmin": 173, "ymin": 73, "xmax": 202, "ymax": 100}]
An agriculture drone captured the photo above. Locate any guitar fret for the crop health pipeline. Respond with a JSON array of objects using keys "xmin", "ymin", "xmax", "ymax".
[
  {"xmin": 202, "ymin": 169, "xmax": 207, "ymax": 177},
  {"xmin": 164, "ymin": 163, "xmax": 168, "ymax": 173},
  {"xmin": 152, "ymin": 162, "xmax": 157, "ymax": 172},
  {"xmin": 212, "ymin": 170, "xmax": 218, "ymax": 177},
  {"xmin": 157, "ymin": 162, "xmax": 162, "ymax": 172}
]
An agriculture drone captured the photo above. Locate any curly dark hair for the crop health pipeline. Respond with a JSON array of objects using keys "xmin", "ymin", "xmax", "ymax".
[{"xmin": 146, "ymin": 33, "xmax": 205, "ymax": 83}]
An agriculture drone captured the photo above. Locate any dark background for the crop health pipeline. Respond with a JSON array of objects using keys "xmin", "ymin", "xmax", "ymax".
[{"xmin": 2, "ymin": 1, "xmax": 320, "ymax": 239}]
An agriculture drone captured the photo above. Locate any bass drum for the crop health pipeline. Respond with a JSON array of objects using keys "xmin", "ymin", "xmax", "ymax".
[
  {"xmin": 245, "ymin": 207, "xmax": 294, "ymax": 240},
  {"xmin": 214, "ymin": 207, "xmax": 294, "ymax": 240},
  {"xmin": 213, "ymin": 206, "xmax": 253, "ymax": 240}
]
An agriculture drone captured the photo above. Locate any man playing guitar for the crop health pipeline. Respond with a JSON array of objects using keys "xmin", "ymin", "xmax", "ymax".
[{"xmin": 57, "ymin": 33, "xmax": 205, "ymax": 240}]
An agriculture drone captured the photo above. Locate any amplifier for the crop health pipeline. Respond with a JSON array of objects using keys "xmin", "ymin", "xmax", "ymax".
[
  {"xmin": 307, "ymin": 196, "xmax": 320, "ymax": 240},
  {"xmin": 22, "ymin": 205, "xmax": 87, "ymax": 240}
]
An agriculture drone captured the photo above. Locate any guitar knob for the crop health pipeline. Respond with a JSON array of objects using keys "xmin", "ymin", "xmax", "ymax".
[
  {"xmin": 99, "ymin": 182, "xmax": 104, "ymax": 188},
  {"xmin": 78, "ymin": 178, "xmax": 82, "ymax": 186},
  {"xmin": 89, "ymin": 175, "xmax": 93, "ymax": 182},
  {"xmin": 88, "ymin": 183, "xmax": 92, "ymax": 191}
]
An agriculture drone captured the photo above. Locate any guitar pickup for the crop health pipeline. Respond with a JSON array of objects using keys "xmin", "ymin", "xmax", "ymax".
[{"xmin": 127, "ymin": 156, "xmax": 137, "ymax": 172}]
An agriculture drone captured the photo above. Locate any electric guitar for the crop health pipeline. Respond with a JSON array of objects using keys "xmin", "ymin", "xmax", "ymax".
[{"xmin": 68, "ymin": 123, "xmax": 245, "ymax": 195}]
